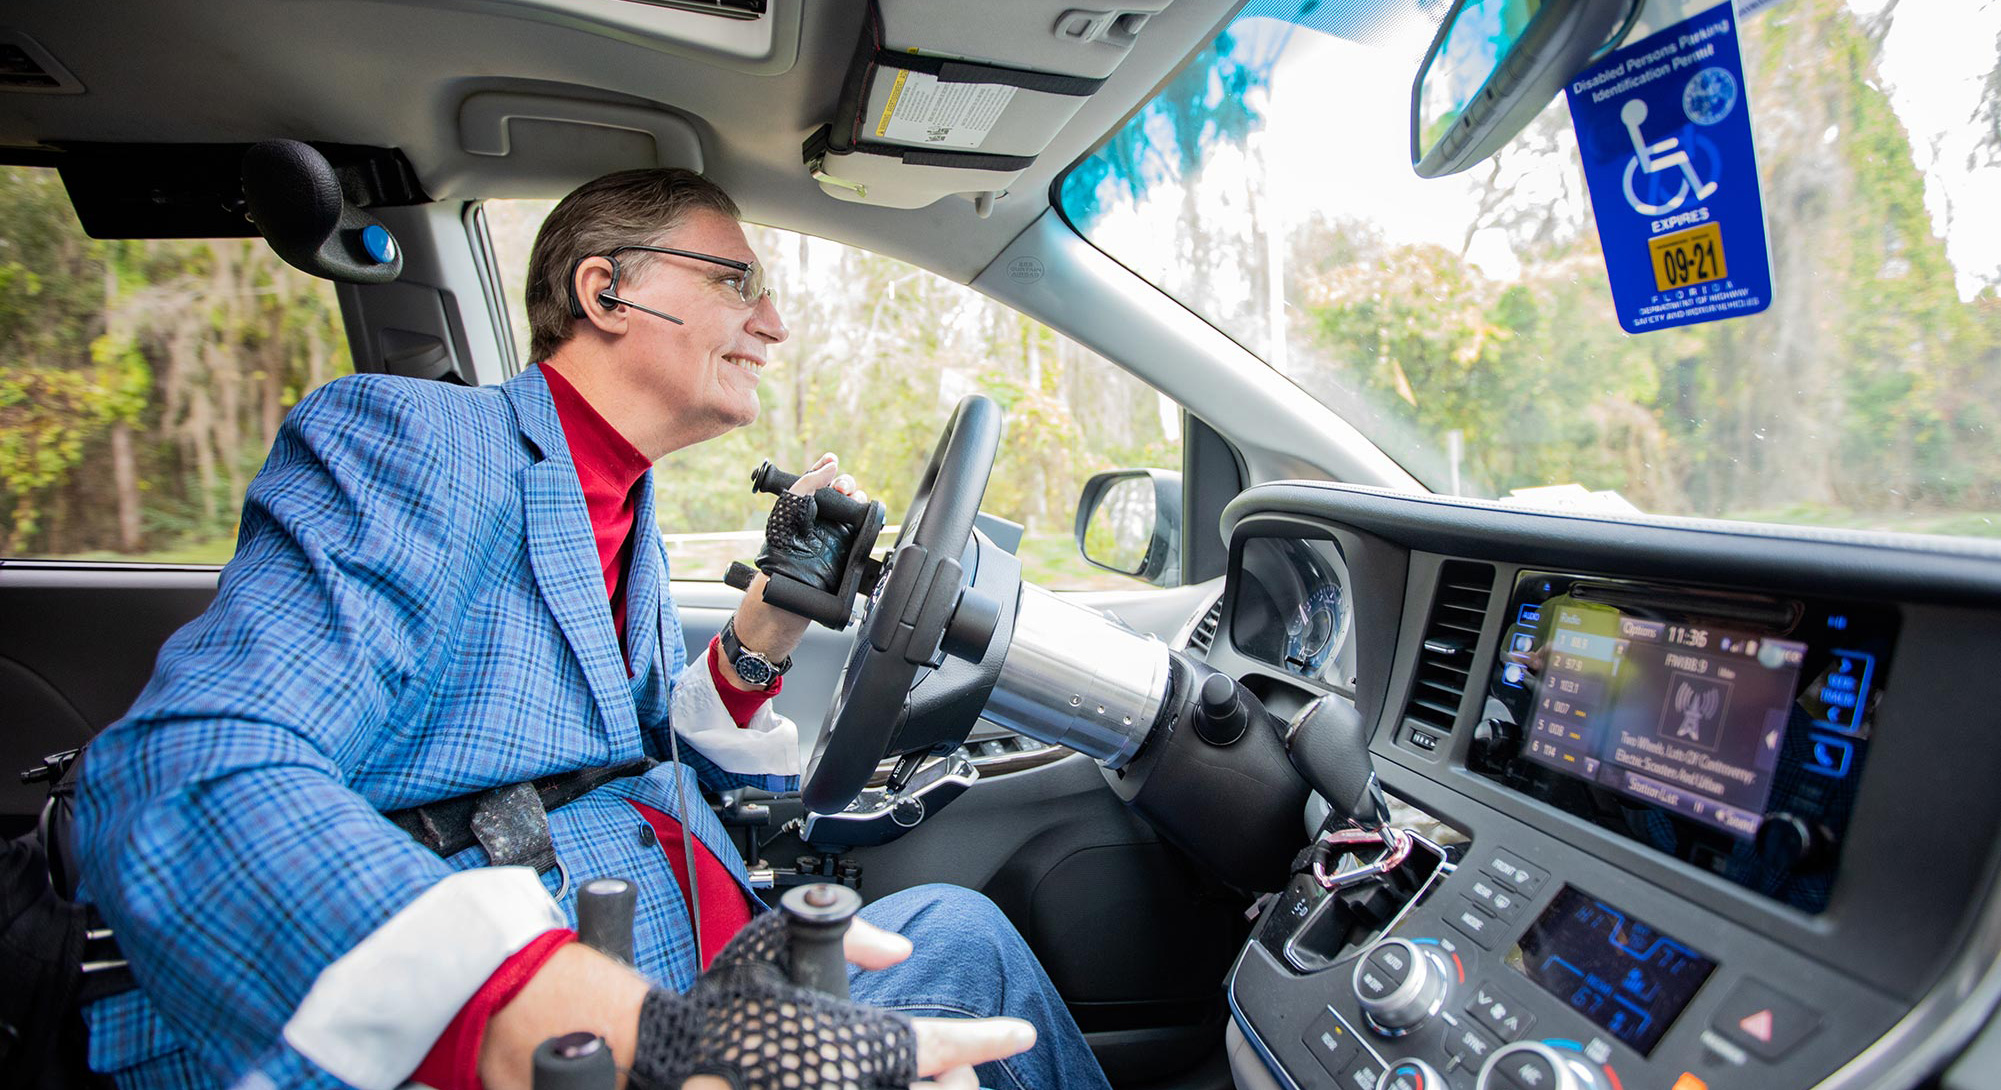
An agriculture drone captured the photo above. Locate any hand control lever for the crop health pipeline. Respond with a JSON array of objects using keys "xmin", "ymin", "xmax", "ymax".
[
  {"xmin": 533, "ymin": 876, "xmax": 640, "ymax": 1090},
  {"xmin": 723, "ymin": 459, "xmax": 888, "ymax": 629},
  {"xmin": 780, "ymin": 882, "xmax": 862, "ymax": 1000},
  {"xmin": 533, "ymin": 879, "xmax": 866, "ymax": 1090}
]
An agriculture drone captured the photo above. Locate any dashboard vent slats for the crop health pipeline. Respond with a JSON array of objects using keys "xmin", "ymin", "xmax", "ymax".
[
  {"xmin": 1185, "ymin": 598, "xmax": 1224, "ymax": 655},
  {"xmin": 1400, "ymin": 561, "xmax": 1495, "ymax": 746}
]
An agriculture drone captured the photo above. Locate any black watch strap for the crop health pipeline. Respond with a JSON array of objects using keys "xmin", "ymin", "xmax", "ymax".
[{"xmin": 720, "ymin": 618, "xmax": 792, "ymax": 678}]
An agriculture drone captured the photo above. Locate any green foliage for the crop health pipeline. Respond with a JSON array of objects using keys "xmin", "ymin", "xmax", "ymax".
[
  {"xmin": 1277, "ymin": 0, "xmax": 1997, "ymax": 526},
  {"xmin": 638, "ymin": 229, "xmax": 1182, "ymax": 588},
  {"xmin": 0, "ymin": 165, "xmax": 349, "ymax": 557},
  {"xmin": 0, "ymin": 355, "xmax": 147, "ymax": 547}
]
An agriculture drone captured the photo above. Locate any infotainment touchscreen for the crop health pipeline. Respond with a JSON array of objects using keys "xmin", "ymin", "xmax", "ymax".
[
  {"xmin": 1472, "ymin": 573, "xmax": 1897, "ymax": 913},
  {"xmin": 1520, "ymin": 601, "xmax": 1805, "ymax": 838}
]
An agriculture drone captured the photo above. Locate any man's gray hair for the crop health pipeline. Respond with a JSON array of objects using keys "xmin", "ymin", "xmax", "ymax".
[{"xmin": 524, "ymin": 168, "xmax": 741, "ymax": 362}]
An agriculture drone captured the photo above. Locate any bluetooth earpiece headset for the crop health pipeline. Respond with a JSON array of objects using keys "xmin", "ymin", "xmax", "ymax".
[{"xmin": 566, "ymin": 253, "xmax": 685, "ymax": 326}]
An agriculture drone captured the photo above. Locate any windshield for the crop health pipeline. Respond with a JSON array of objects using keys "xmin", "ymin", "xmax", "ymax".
[{"xmin": 1058, "ymin": 0, "xmax": 2001, "ymax": 536}]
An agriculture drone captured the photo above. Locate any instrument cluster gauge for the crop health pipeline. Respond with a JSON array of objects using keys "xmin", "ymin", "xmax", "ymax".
[
  {"xmin": 1285, "ymin": 581, "xmax": 1347, "ymax": 678},
  {"xmin": 1231, "ymin": 536, "xmax": 1355, "ymax": 686}
]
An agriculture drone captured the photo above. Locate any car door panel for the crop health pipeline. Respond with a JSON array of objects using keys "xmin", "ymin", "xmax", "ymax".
[{"xmin": 0, "ymin": 566, "xmax": 218, "ymax": 830}]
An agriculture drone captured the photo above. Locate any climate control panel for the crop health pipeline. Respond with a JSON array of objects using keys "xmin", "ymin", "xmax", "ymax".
[{"xmin": 1230, "ymin": 842, "xmax": 1904, "ymax": 1090}]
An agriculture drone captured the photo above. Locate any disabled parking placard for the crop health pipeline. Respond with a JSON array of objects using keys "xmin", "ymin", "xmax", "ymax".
[{"xmin": 1565, "ymin": 6, "xmax": 1772, "ymax": 333}]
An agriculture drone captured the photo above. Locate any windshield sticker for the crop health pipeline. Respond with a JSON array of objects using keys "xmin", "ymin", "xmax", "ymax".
[
  {"xmin": 1565, "ymin": 7, "xmax": 1771, "ymax": 333},
  {"xmin": 876, "ymin": 70, "xmax": 1016, "ymax": 150}
]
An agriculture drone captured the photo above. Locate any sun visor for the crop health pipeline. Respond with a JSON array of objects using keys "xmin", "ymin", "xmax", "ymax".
[{"xmin": 805, "ymin": 0, "xmax": 1168, "ymax": 211}]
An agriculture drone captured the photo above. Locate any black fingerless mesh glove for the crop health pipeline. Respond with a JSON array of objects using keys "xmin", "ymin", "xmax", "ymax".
[
  {"xmin": 629, "ymin": 913, "xmax": 917, "ymax": 1090},
  {"xmin": 755, "ymin": 492, "xmax": 856, "ymax": 595}
]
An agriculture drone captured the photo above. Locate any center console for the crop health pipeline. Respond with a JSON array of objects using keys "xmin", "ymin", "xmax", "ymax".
[
  {"xmin": 1231, "ymin": 816, "xmax": 1904, "ymax": 1090},
  {"xmin": 1224, "ymin": 547, "xmax": 1929, "ymax": 1090}
]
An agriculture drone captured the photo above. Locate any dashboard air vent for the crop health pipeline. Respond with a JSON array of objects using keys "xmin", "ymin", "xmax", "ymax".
[
  {"xmin": 0, "ymin": 34, "xmax": 83, "ymax": 94},
  {"xmin": 1400, "ymin": 561, "xmax": 1495, "ymax": 749},
  {"xmin": 1184, "ymin": 598, "xmax": 1224, "ymax": 656}
]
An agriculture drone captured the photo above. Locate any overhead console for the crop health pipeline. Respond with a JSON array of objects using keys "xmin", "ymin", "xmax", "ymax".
[{"xmin": 1209, "ymin": 484, "xmax": 2001, "ymax": 1090}]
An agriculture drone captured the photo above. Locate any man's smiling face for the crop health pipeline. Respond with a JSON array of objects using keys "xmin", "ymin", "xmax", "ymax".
[{"xmin": 614, "ymin": 209, "xmax": 787, "ymax": 441}]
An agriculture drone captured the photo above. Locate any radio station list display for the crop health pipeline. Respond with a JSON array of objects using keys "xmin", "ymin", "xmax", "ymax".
[{"xmin": 1517, "ymin": 598, "xmax": 1806, "ymax": 838}]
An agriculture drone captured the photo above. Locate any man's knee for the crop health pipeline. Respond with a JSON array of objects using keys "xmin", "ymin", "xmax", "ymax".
[
  {"xmin": 862, "ymin": 883, "xmax": 1030, "ymax": 979},
  {"xmin": 867, "ymin": 882, "xmax": 1011, "ymax": 939}
]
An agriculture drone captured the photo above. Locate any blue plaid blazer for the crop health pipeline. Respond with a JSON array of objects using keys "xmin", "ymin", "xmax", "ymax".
[{"xmin": 74, "ymin": 366, "xmax": 794, "ymax": 1088}]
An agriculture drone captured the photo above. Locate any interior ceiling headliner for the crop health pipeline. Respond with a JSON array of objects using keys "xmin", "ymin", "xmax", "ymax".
[{"xmin": 1, "ymin": 0, "xmax": 1238, "ymax": 283}]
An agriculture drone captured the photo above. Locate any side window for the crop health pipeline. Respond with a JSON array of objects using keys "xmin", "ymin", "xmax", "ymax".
[
  {"xmin": 483, "ymin": 201, "xmax": 1182, "ymax": 590},
  {"xmin": 0, "ymin": 166, "xmax": 349, "ymax": 563}
]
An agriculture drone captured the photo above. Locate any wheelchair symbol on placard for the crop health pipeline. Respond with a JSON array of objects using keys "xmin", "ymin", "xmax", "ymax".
[{"xmin": 1620, "ymin": 99, "xmax": 1720, "ymax": 216}]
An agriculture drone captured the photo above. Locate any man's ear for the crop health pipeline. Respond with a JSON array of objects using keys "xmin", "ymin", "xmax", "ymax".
[{"xmin": 573, "ymin": 256, "xmax": 627, "ymax": 335}]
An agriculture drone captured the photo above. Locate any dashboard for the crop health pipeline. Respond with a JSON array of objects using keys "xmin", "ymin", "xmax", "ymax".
[{"xmin": 1202, "ymin": 484, "xmax": 2001, "ymax": 1090}]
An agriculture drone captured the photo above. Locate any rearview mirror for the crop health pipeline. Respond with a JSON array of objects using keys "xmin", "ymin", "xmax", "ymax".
[
  {"xmin": 1075, "ymin": 469, "xmax": 1182, "ymax": 587},
  {"xmin": 1410, "ymin": 0, "xmax": 1641, "ymax": 178}
]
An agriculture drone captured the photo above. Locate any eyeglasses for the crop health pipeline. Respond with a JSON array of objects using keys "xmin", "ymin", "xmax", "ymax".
[{"xmin": 602, "ymin": 244, "xmax": 773, "ymax": 307}]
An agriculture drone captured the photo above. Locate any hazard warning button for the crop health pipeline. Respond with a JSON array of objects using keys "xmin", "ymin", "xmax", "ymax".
[{"xmin": 1709, "ymin": 979, "xmax": 1822, "ymax": 1061}]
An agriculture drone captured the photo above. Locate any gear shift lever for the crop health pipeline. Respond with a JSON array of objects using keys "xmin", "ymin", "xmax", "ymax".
[
  {"xmin": 1282, "ymin": 694, "xmax": 1392, "ymax": 831},
  {"xmin": 1283, "ymin": 695, "xmax": 1418, "ymax": 891}
]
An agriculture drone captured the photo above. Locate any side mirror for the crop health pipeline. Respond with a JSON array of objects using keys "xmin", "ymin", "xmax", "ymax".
[{"xmin": 1075, "ymin": 469, "xmax": 1182, "ymax": 587}]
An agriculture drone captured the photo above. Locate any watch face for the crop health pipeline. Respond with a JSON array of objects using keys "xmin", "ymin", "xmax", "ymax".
[{"xmin": 734, "ymin": 654, "xmax": 774, "ymax": 687}]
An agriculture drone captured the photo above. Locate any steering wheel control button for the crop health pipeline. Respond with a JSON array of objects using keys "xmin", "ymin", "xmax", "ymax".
[
  {"xmin": 1466, "ymin": 875, "xmax": 1529, "ymax": 921},
  {"xmin": 1302, "ymin": 1007, "xmax": 1362, "ymax": 1079},
  {"xmin": 1468, "ymin": 982, "xmax": 1535, "ymax": 1041},
  {"xmin": 1377, "ymin": 1059, "xmax": 1444, "ymax": 1090},
  {"xmin": 1353, "ymin": 938, "xmax": 1449, "ymax": 1036},
  {"xmin": 1708, "ymin": 978, "xmax": 1821, "ymax": 1060},
  {"xmin": 1447, "ymin": 898, "xmax": 1503, "ymax": 948},
  {"xmin": 1482, "ymin": 852, "xmax": 1550, "ymax": 897}
]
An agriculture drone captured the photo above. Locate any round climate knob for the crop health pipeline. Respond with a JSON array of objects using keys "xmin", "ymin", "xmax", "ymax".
[
  {"xmin": 1477, "ymin": 1042, "xmax": 1605, "ymax": 1090},
  {"xmin": 1351, "ymin": 938, "xmax": 1449, "ymax": 1036},
  {"xmin": 1375, "ymin": 1058, "xmax": 1445, "ymax": 1090}
]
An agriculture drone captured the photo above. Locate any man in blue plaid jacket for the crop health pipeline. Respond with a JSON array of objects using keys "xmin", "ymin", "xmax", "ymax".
[{"xmin": 73, "ymin": 170, "xmax": 1109, "ymax": 1090}]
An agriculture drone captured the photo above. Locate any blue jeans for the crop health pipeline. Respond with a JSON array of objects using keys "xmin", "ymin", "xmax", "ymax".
[{"xmin": 851, "ymin": 884, "xmax": 1112, "ymax": 1090}]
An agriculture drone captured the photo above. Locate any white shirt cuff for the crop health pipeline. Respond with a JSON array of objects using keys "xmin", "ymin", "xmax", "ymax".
[
  {"xmin": 282, "ymin": 867, "xmax": 564, "ymax": 1090},
  {"xmin": 670, "ymin": 657, "xmax": 801, "ymax": 777}
]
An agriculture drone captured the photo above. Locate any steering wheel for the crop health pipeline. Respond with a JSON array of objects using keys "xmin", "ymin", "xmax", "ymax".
[{"xmin": 801, "ymin": 395, "xmax": 1018, "ymax": 814}]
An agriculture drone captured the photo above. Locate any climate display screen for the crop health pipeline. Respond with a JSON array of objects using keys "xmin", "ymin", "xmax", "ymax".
[
  {"xmin": 1518, "ymin": 599, "xmax": 1805, "ymax": 838},
  {"xmin": 1512, "ymin": 885, "xmax": 1717, "ymax": 1055}
]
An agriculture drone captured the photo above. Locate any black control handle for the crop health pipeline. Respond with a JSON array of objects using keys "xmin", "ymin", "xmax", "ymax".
[
  {"xmin": 751, "ymin": 460, "xmax": 871, "ymax": 526},
  {"xmin": 532, "ymin": 1032, "xmax": 616, "ymax": 1090},
  {"xmin": 532, "ymin": 879, "xmax": 637, "ymax": 1090},
  {"xmin": 779, "ymin": 882, "xmax": 862, "ymax": 1000},
  {"xmin": 1284, "ymin": 695, "xmax": 1390, "ymax": 828},
  {"xmin": 576, "ymin": 877, "xmax": 637, "ymax": 965},
  {"xmin": 726, "ymin": 460, "xmax": 889, "ymax": 631}
]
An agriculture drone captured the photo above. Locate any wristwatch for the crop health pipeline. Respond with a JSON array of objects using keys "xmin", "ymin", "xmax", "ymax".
[{"xmin": 720, "ymin": 618, "xmax": 792, "ymax": 689}]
